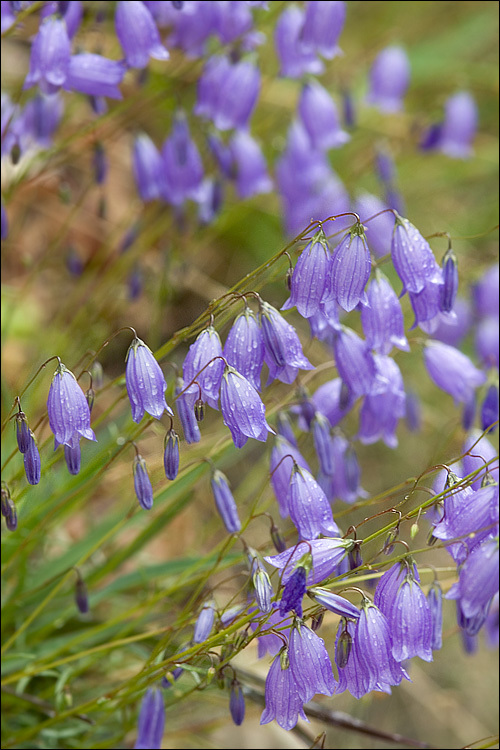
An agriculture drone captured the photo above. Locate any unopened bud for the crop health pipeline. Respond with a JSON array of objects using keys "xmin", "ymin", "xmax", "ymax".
[
  {"xmin": 410, "ymin": 522, "xmax": 419, "ymax": 539},
  {"xmin": 229, "ymin": 680, "xmax": 245, "ymax": 726},
  {"xmin": 285, "ymin": 266, "xmax": 293, "ymax": 291},
  {"xmin": 310, "ymin": 609, "xmax": 325, "ymax": 632},
  {"xmin": 10, "ymin": 143, "xmax": 21, "ymax": 165},
  {"xmin": 85, "ymin": 387, "xmax": 95, "ymax": 413},
  {"xmin": 383, "ymin": 527, "xmax": 399, "ymax": 555},
  {"xmin": 270, "ymin": 521, "xmax": 286, "ymax": 553},
  {"xmin": 75, "ymin": 575, "xmax": 89, "ymax": 613},
  {"xmin": 336, "ymin": 625, "xmax": 352, "ymax": 668},
  {"xmin": 90, "ymin": 361, "xmax": 104, "ymax": 390},
  {"xmin": 194, "ymin": 398, "xmax": 205, "ymax": 422},
  {"xmin": 15, "ymin": 411, "xmax": 31, "ymax": 454}
]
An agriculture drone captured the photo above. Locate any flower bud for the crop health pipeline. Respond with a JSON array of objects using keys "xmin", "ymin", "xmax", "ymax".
[
  {"xmin": 439, "ymin": 247, "xmax": 458, "ymax": 313},
  {"xmin": 90, "ymin": 361, "xmax": 104, "ymax": 390},
  {"xmin": 24, "ymin": 430, "xmax": 41, "ymax": 485},
  {"xmin": 310, "ymin": 609, "xmax": 325, "ymax": 632},
  {"xmin": 163, "ymin": 428, "xmax": 180, "ymax": 480},
  {"xmin": 270, "ymin": 520, "xmax": 286, "ymax": 553},
  {"xmin": 194, "ymin": 398, "xmax": 205, "ymax": 422},
  {"xmin": 193, "ymin": 600, "xmax": 215, "ymax": 643},
  {"xmin": 2, "ymin": 485, "xmax": 17, "ymax": 532},
  {"xmin": 348, "ymin": 542, "xmax": 363, "ymax": 570},
  {"xmin": 253, "ymin": 566, "xmax": 273, "ymax": 614},
  {"xmin": 15, "ymin": 411, "xmax": 31, "ymax": 454},
  {"xmin": 335, "ymin": 623, "xmax": 352, "ymax": 668},
  {"xmin": 1, "ymin": 481, "xmax": 11, "ymax": 515},
  {"xmin": 481, "ymin": 384, "xmax": 499, "ymax": 433},
  {"xmin": 85, "ymin": 387, "xmax": 95, "ymax": 413},
  {"xmin": 133, "ymin": 454, "xmax": 153, "ymax": 510},
  {"xmin": 229, "ymin": 680, "xmax": 245, "ymax": 726},
  {"xmin": 75, "ymin": 575, "xmax": 89, "ymax": 613},
  {"xmin": 64, "ymin": 442, "xmax": 81, "ymax": 475}
]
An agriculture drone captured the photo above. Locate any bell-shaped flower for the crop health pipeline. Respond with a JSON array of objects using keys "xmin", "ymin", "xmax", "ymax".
[
  {"xmin": 327, "ymin": 223, "xmax": 371, "ymax": 312},
  {"xmin": 161, "ymin": 115, "xmax": 204, "ymax": 206},
  {"xmin": 252, "ymin": 562, "xmax": 273, "ymax": 615},
  {"xmin": 24, "ymin": 430, "xmax": 41, "ymax": 485},
  {"xmin": 270, "ymin": 435, "xmax": 310, "ymax": 518},
  {"xmin": 287, "ymin": 464, "xmax": 339, "ymax": 540},
  {"xmin": 366, "ymin": 46, "xmax": 410, "ymax": 113},
  {"xmin": 391, "ymin": 215, "xmax": 443, "ymax": 296},
  {"xmin": 24, "ymin": 17, "xmax": 70, "ymax": 95},
  {"xmin": 15, "ymin": 411, "xmax": 30, "ymax": 454},
  {"xmin": 63, "ymin": 54, "xmax": 126, "ymax": 99},
  {"xmin": 439, "ymin": 91, "xmax": 478, "ymax": 159},
  {"xmin": 167, "ymin": 0, "xmax": 218, "ymax": 58},
  {"xmin": 223, "ymin": 309, "xmax": 264, "ymax": 392},
  {"xmin": 41, "ymin": 1, "xmax": 83, "ymax": 39},
  {"xmin": 361, "ymin": 274, "xmax": 409, "ymax": 354},
  {"xmin": 132, "ymin": 134, "xmax": 163, "ymax": 202},
  {"xmin": 210, "ymin": 469, "xmax": 241, "ymax": 533},
  {"xmin": 220, "ymin": 366, "xmax": 274, "ymax": 449},
  {"xmin": 358, "ymin": 355, "xmax": 406, "ymax": 449},
  {"xmin": 194, "ymin": 55, "xmax": 231, "ymax": 120},
  {"xmin": 265, "ymin": 537, "xmax": 354, "ymax": 586},
  {"xmin": 282, "ymin": 228, "xmax": 331, "ymax": 319},
  {"xmin": 427, "ymin": 581, "xmax": 443, "ymax": 651},
  {"xmin": 457, "ymin": 535, "xmax": 499, "ymax": 619},
  {"xmin": 47, "ymin": 362, "xmax": 97, "ymax": 449},
  {"xmin": 481, "ymin": 384, "xmax": 499, "ymax": 432},
  {"xmin": 332, "ymin": 326, "xmax": 378, "ymax": 398},
  {"xmin": 408, "ymin": 276, "xmax": 449, "ymax": 334},
  {"xmin": 289, "ymin": 623, "xmax": 337, "ymax": 702},
  {"xmin": 193, "ymin": 599, "xmax": 215, "ymax": 643},
  {"xmin": 259, "ymin": 301, "xmax": 314, "ymax": 384},
  {"xmin": 182, "ymin": 325, "xmax": 224, "ymax": 409},
  {"xmin": 274, "ymin": 5, "xmax": 323, "ymax": 78},
  {"xmin": 473, "ymin": 264, "xmax": 499, "ymax": 319},
  {"xmin": 354, "ymin": 192, "xmax": 395, "ymax": 258},
  {"xmin": 214, "ymin": 59, "xmax": 260, "ymax": 131},
  {"xmin": 475, "ymin": 316, "xmax": 499, "ymax": 369},
  {"xmin": 115, "ymin": 0, "xmax": 169, "ymax": 69},
  {"xmin": 229, "ymin": 130, "xmax": 272, "ymax": 198},
  {"xmin": 133, "ymin": 454, "xmax": 153, "ymax": 510},
  {"xmin": 125, "ymin": 337, "xmax": 172, "ymax": 422},
  {"xmin": 439, "ymin": 247, "xmax": 459, "ymax": 313},
  {"xmin": 311, "ymin": 377, "xmax": 354, "ymax": 427},
  {"xmin": 300, "ymin": 0, "xmax": 346, "ymax": 59},
  {"xmin": 432, "ymin": 297, "xmax": 471, "ymax": 348},
  {"xmin": 163, "ymin": 428, "xmax": 180, "ymax": 480},
  {"xmin": 174, "ymin": 377, "xmax": 201, "ymax": 444},
  {"xmin": 329, "ymin": 435, "xmax": 365, "ymax": 504},
  {"xmin": 311, "ymin": 411, "xmax": 335, "ymax": 475},
  {"xmin": 424, "ymin": 340, "xmax": 486, "ymax": 404},
  {"xmin": 229, "ymin": 681, "xmax": 245, "ymax": 726},
  {"xmin": 260, "ymin": 650, "xmax": 309, "ymax": 731},
  {"xmin": 298, "ymin": 80, "xmax": 349, "ymax": 151},
  {"xmin": 64, "ymin": 442, "xmax": 81, "ymax": 476},
  {"xmin": 134, "ymin": 688, "xmax": 165, "ymax": 750}
]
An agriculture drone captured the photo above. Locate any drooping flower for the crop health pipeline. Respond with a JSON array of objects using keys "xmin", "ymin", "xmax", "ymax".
[
  {"xmin": 15, "ymin": 410, "xmax": 30, "ymax": 454},
  {"xmin": 300, "ymin": 1, "xmax": 346, "ymax": 59},
  {"xmin": 74, "ymin": 574, "xmax": 89, "ymax": 614},
  {"xmin": 357, "ymin": 355, "xmax": 406, "ymax": 449},
  {"xmin": 473, "ymin": 264, "xmax": 499, "ymax": 319},
  {"xmin": 193, "ymin": 599, "xmax": 215, "ymax": 643},
  {"xmin": 213, "ymin": 59, "xmax": 260, "ymax": 132},
  {"xmin": 132, "ymin": 134, "xmax": 163, "ymax": 202},
  {"xmin": 361, "ymin": 274, "xmax": 409, "ymax": 354},
  {"xmin": 64, "ymin": 442, "xmax": 81, "ymax": 475},
  {"xmin": 287, "ymin": 464, "xmax": 339, "ymax": 540},
  {"xmin": 308, "ymin": 587, "xmax": 360, "ymax": 620},
  {"xmin": 229, "ymin": 680, "xmax": 245, "ymax": 726},
  {"xmin": 47, "ymin": 363, "xmax": 97, "ymax": 449},
  {"xmin": 182, "ymin": 325, "xmax": 224, "ymax": 410},
  {"xmin": 366, "ymin": 46, "xmax": 410, "ymax": 113},
  {"xmin": 274, "ymin": 5, "xmax": 323, "ymax": 79},
  {"xmin": 161, "ymin": 114, "xmax": 204, "ymax": 206},
  {"xmin": 439, "ymin": 91, "xmax": 478, "ymax": 159},
  {"xmin": 134, "ymin": 688, "xmax": 165, "ymax": 750},
  {"xmin": 456, "ymin": 535, "xmax": 499, "ymax": 619},
  {"xmin": 163, "ymin": 428, "xmax": 180, "ymax": 480},
  {"xmin": 427, "ymin": 581, "xmax": 443, "ymax": 651},
  {"xmin": 259, "ymin": 301, "xmax": 314, "ymax": 384},
  {"xmin": 229, "ymin": 130, "xmax": 272, "ymax": 198},
  {"xmin": 270, "ymin": 435, "xmax": 310, "ymax": 518},
  {"xmin": 327, "ymin": 223, "xmax": 371, "ymax": 312},
  {"xmin": 288, "ymin": 623, "xmax": 337, "ymax": 702},
  {"xmin": 133, "ymin": 454, "xmax": 154, "ymax": 510},
  {"xmin": 265, "ymin": 537, "xmax": 354, "ymax": 586},
  {"xmin": 24, "ymin": 430, "xmax": 41, "ymax": 485},
  {"xmin": 298, "ymin": 80, "xmax": 349, "ymax": 151},
  {"xmin": 210, "ymin": 469, "xmax": 241, "ymax": 534},
  {"xmin": 391, "ymin": 215, "xmax": 443, "ymax": 296},
  {"xmin": 220, "ymin": 366, "xmax": 274, "ymax": 449},
  {"xmin": 439, "ymin": 247, "xmax": 459, "ymax": 313},
  {"xmin": 332, "ymin": 326, "xmax": 378, "ymax": 398},
  {"xmin": 311, "ymin": 377, "xmax": 354, "ymax": 427},
  {"xmin": 125, "ymin": 337, "xmax": 172, "ymax": 422},
  {"xmin": 424, "ymin": 340, "xmax": 487, "ymax": 404},
  {"xmin": 63, "ymin": 54, "xmax": 126, "ymax": 99},
  {"xmin": 252, "ymin": 561, "xmax": 273, "ymax": 614},
  {"xmin": 175, "ymin": 377, "xmax": 201, "ymax": 444},
  {"xmin": 260, "ymin": 649, "xmax": 309, "ymax": 731},
  {"xmin": 311, "ymin": 411, "xmax": 335, "ymax": 475},
  {"xmin": 115, "ymin": 0, "xmax": 169, "ymax": 69},
  {"xmin": 481, "ymin": 384, "xmax": 499, "ymax": 433},
  {"xmin": 24, "ymin": 17, "xmax": 71, "ymax": 95},
  {"xmin": 281, "ymin": 228, "xmax": 331, "ymax": 319},
  {"xmin": 354, "ymin": 192, "xmax": 395, "ymax": 258},
  {"xmin": 223, "ymin": 308, "xmax": 264, "ymax": 392}
]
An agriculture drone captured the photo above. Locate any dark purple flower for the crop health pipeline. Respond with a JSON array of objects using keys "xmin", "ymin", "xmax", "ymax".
[
  {"xmin": 134, "ymin": 687, "xmax": 165, "ymax": 750},
  {"xmin": 311, "ymin": 377, "xmax": 354, "ymax": 427},
  {"xmin": 270, "ymin": 436, "xmax": 310, "ymax": 518},
  {"xmin": 163, "ymin": 428, "xmax": 180, "ymax": 480},
  {"xmin": 354, "ymin": 192, "xmax": 395, "ymax": 259},
  {"xmin": 126, "ymin": 337, "xmax": 172, "ymax": 422},
  {"xmin": 229, "ymin": 681, "xmax": 245, "ymax": 726},
  {"xmin": 274, "ymin": 5, "xmax": 323, "ymax": 78},
  {"xmin": 391, "ymin": 215, "xmax": 442, "ymax": 296},
  {"xmin": 24, "ymin": 17, "xmax": 70, "ymax": 95},
  {"xmin": 260, "ymin": 649, "xmax": 308, "ymax": 731},
  {"xmin": 115, "ymin": 0, "xmax": 169, "ymax": 69},
  {"xmin": 481, "ymin": 385, "xmax": 499, "ymax": 433},
  {"xmin": 229, "ymin": 130, "xmax": 272, "ymax": 198},
  {"xmin": 327, "ymin": 223, "xmax": 371, "ymax": 312},
  {"xmin": 24, "ymin": 430, "xmax": 41, "ymax": 485},
  {"xmin": 47, "ymin": 363, "xmax": 96, "ymax": 449},
  {"xmin": 358, "ymin": 355, "xmax": 406, "ymax": 449},
  {"xmin": 15, "ymin": 411, "xmax": 30, "ymax": 453},
  {"xmin": 175, "ymin": 377, "xmax": 200, "ymax": 443},
  {"xmin": 300, "ymin": 1, "xmax": 346, "ymax": 59},
  {"xmin": 92, "ymin": 142, "xmax": 107, "ymax": 185},
  {"xmin": 288, "ymin": 623, "xmax": 337, "ymax": 702},
  {"xmin": 361, "ymin": 274, "xmax": 409, "ymax": 354},
  {"xmin": 298, "ymin": 80, "xmax": 349, "ymax": 151},
  {"xmin": 265, "ymin": 537, "xmax": 354, "ymax": 586},
  {"xmin": 161, "ymin": 114, "xmax": 204, "ymax": 206},
  {"xmin": 133, "ymin": 454, "xmax": 153, "ymax": 510},
  {"xmin": 210, "ymin": 469, "xmax": 241, "ymax": 533},
  {"xmin": 281, "ymin": 229, "xmax": 330, "ymax": 319},
  {"xmin": 63, "ymin": 54, "xmax": 126, "ymax": 99},
  {"xmin": 427, "ymin": 582, "xmax": 443, "ymax": 651},
  {"xmin": 279, "ymin": 565, "xmax": 307, "ymax": 617},
  {"xmin": 311, "ymin": 411, "xmax": 335, "ymax": 475},
  {"xmin": 439, "ymin": 247, "xmax": 459, "ymax": 313},
  {"xmin": 220, "ymin": 366, "xmax": 274, "ymax": 448},
  {"xmin": 224, "ymin": 308, "xmax": 264, "ymax": 392},
  {"xmin": 287, "ymin": 465, "xmax": 339, "ymax": 540},
  {"xmin": 64, "ymin": 442, "xmax": 81, "ymax": 475},
  {"xmin": 132, "ymin": 134, "xmax": 163, "ymax": 202},
  {"xmin": 457, "ymin": 535, "xmax": 499, "ymax": 619},
  {"xmin": 193, "ymin": 599, "xmax": 215, "ymax": 643},
  {"xmin": 439, "ymin": 91, "xmax": 478, "ymax": 159},
  {"xmin": 424, "ymin": 340, "xmax": 486, "ymax": 404},
  {"xmin": 366, "ymin": 46, "xmax": 410, "ymax": 113},
  {"xmin": 74, "ymin": 574, "xmax": 89, "ymax": 614},
  {"xmin": 308, "ymin": 588, "xmax": 360, "ymax": 619},
  {"xmin": 332, "ymin": 326, "xmax": 378, "ymax": 398},
  {"xmin": 259, "ymin": 301, "xmax": 314, "ymax": 385}
]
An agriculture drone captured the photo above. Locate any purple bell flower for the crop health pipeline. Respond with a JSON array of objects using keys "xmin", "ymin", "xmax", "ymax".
[
  {"xmin": 274, "ymin": 5, "xmax": 323, "ymax": 79},
  {"xmin": 115, "ymin": 0, "xmax": 169, "ymax": 69},
  {"xmin": 331, "ymin": 436, "xmax": 365, "ymax": 504},
  {"xmin": 229, "ymin": 130, "xmax": 272, "ymax": 198},
  {"xmin": 260, "ymin": 649, "xmax": 308, "ymax": 731},
  {"xmin": 288, "ymin": 623, "xmax": 337, "ymax": 702},
  {"xmin": 64, "ymin": 441, "xmax": 81, "ymax": 475},
  {"xmin": 24, "ymin": 430, "xmax": 41, "ymax": 485},
  {"xmin": 311, "ymin": 411, "xmax": 335, "ymax": 475},
  {"xmin": 427, "ymin": 582, "xmax": 443, "ymax": 651},
  {"xmin": 405, "ymin": 390, "xmax": 421, "ymax": 431},
  {"xmin": 279, "ymin": 565, "xmax": 307, "ymax": 617},
  {"xmin": 193, "ymin": 599, "xmax": 215, "ymax": 643},
  {"xmin": 161, "ymin": 115, "xmax": 204, "ymax": 206},
  {"xmin": 47, "ymin": 363, "xmax": 97, "ymax": 449},
  {"xmin": 424, "ymin": 340, "xmax": 487, "ymax": 404},
  {"xmin": 361, "ymin": 274, "xmax": 409, "ymax": 354},
  {"xmin": 210, "ymin": 469, "xmax": 241, "ymax": 534},
  {"xmin": 481, "ymin": 384, "xmax": 499, "ymax": 432},
  {"xmin": 366, "ymin": 46, "xmax": 410, "ymax": 113},
  {"xmin": 270, "ymin": 436, "xmax": 310, "ymax": 518},
  {"xmin": 229, "ymin": 681, "xmax": 245, "ymax": 726},
  {"xmin": 281, "ymin": 228, "xmax": 331, "ymax": 319},
  {"xmin": 475, "ymin": 316, "xmax": 499, "ymax": 369},
  {"xmin": 354, "ymin": 192, "xmax": 395, "ymax": 258},
  {"xmin": 463, "ymin": 430, "xmax": 499, "ymax": 489},
  {"xmin": 223, "ymin": 308, "xmax": 264, "ymax": 392},
  {"xmin": 259, "ymin": 301, "xmax": 314, "ymax": 385},
  {"xmin": 287, "ymin": 464, "xmax": 339, "ymax": 540},
  {"xmin": 41, "ymin": 1, "xmax": 82, "ymax": 39},
  {"xmin": 182, "ymin": 325, "xmax": 224, "ymax": 409},
  {"xmin": 63, "ymin": 54, "xmax": 126, "ymax": 99},
  {"xmin": 125, "ymin": 337, "xmax": 173, "ymax": 422},
  {"xmin": 133, "ymin": 454, "xmax": 154, "ymax": 511},
  {"xmin": 300, "ymin": 1, "xmax": 346, "ymax": 60},
  {"xmin": 311, "ymin": 377, "xmax": 354, "ymax": 427},
  {"xmin": 457, "ymin": 535, "xmax": 499, "ymax": 619},
  {"xmin": 194, "ymin": 55, "xmax": 231, "ymax": 120},
  {"xmin": 439, "ymin": 91, "xmax": 478, "ymax": 159},
  {"xmin": 134, "ymin": 688, "xmax": 165, "ymax": 750},
  {"xmin": 24, "ymin": 17, "xmax": 70, "ymax": 95},
  {"xmin": 408, "ymin": 275, "xmax": 450, "ymax": 334},
  {"xmin": 132, "ymin": 134, "xmax": 163, "ymax": 202},
  {"xmin": 174, "ymin": 380, "xmax": 200, "ymax": 444},
  {"xmin": 215, "ymin": 60, "xmax": 260, "ymax": 132},
  {"xmin": 298, "ymin": 80, "xmax": 349, "ymax": 151},
  {"xmin": 473, "ymin": 264, "xmax": 499, "ymax": 319},
  {"xmin": 358, "ymin": 355, "xmax": 406, "ymax": 449},
  {"xmin": 391, "ymin": 215, "xmax": 443, "ymax": 296},
  {"xmin": 275, "ymin": 411, "xmax": 297, "ymax": 446},
  {"xmin": 167, "ymin": 0, "xmax": 218, "ymax": 57},
  {"xmin": 432, "ymin": 297, "xmax": 472, "ymax": 348},
  {"xmin": 163, "ymin": 428, "xmax": 180, "ymax": 480},
  {"xmin": 332, "ymin": 326, "xmax": 378, "ymax": 398},
  {"xmin": 439, "ymin": 247, "xmax": 459, "ymax": 313},
  {"xmin": 220, "ymin": 365, "xmax": 274, "ymax": 449},
  {"xmin": 215, "ymin": 1, "xmax": 254, "ymax": 45},
  {"xmin": 327, "ymin": 222, "xmax": 371, "ymax": 312},
  {"xmin": 15, "ymin": 411, "xmax": 30, "ymax": 454},
  {"xmin": 265, "ymin": 537, "xmax": 354, "ymax": 586},
  {"xmin": 308, "ymin": 587, "xmax": 360, "ymax": 620}
]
